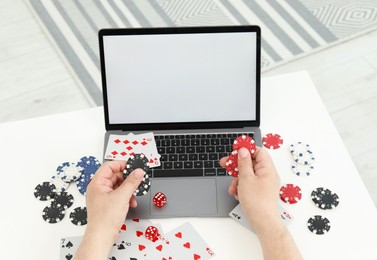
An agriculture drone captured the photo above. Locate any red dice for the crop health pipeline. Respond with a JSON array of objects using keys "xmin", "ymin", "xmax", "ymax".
[
  {"xmin": 145, "ymin": 225, "xmax": 159, "ymax": 242},
  {"xmin": 153, "ymin": 192, "xmax": 167, "ymax": 208}
]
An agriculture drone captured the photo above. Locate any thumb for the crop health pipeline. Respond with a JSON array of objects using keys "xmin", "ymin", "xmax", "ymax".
[
  {"xmin": 118, "ymin": 169, "xmax": 145, "ymax": 199},
  {"xmin": 237, "ymin": 147, "xmax": 255, "ymax": 179}
]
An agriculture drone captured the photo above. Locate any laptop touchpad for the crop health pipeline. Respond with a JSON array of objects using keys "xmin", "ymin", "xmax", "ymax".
[{"xmin": 150, "ymin": 178, "xmax": 218, "ymax": 217}]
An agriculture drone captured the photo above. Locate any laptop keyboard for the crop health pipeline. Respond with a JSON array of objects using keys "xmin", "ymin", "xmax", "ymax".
[{"xmin": 152, "ymin": 132, "xmax": 253, "ymax": 178}]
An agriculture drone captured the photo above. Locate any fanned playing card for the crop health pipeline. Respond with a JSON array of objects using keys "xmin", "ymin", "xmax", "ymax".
[
  {"xmin": 229, "ymin": 203, "xmax": 293, "ymax": 232},
  {"xmin": 104, "ymin": 132, "xmax": 161, "ymax": 167}
]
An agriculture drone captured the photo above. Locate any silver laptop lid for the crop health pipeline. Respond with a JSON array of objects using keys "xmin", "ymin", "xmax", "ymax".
[{"xmin": 99, "ymin": 26, "xmax": 261, "ymax": 131}]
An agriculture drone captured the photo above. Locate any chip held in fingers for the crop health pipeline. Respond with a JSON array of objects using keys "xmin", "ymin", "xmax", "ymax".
[
  {"xmin": 123, "ymin": 154, "xmax": 151, "ymax": 196},
  {"xmin": 225, "ymin": 135, "xmax": 256, "ymax": 177},
  {"xmin": 232, "ymin": 135, "xmax": 256, "ymax": 155}
]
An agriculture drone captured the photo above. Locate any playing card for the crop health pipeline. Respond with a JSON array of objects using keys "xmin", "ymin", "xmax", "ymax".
[
  {"xmin": 164, "ymin": 222, "xmax": 215, "ymax": 260},
  {"xmin": 229, "ymin": 203, "xmax": 293, "ymax": 231},
  {"xmin": 109, "ymin": 219, "xmax": 164, "ymax": 259},
  {"xmin": 60, "ymin": 236, "xmax": 82, "ymax": 260},
  {"xmin": 143, "ymin": 230, "xmax": 175, "ymax": 260},
  {"xmin": 104, "ymin": 133, "xmax": 161, "ymax": 168},
  {"xmin": 229, "ymin": 203, "xmax": 251, "ymax": 230}
]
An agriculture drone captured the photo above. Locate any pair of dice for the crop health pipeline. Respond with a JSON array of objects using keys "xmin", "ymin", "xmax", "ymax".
[{"xmin": 153, "ymin": 192, "xmax": 167, "ymax": 207}]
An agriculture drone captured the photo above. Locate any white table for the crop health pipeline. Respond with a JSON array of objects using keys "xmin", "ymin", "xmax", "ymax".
[{"xmin": 1, "ymin": 71, "xmax": 376, "ymax": 259}]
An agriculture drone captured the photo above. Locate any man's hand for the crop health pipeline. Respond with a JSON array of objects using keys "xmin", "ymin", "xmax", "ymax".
[{"xmin": 75, "ymin": 161, "xmax": 145, "ymax": 260}]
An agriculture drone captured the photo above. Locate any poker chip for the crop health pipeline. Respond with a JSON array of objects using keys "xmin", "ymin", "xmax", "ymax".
[
  {"xmin": 232, "ymin": 135, "xmax": 256, "ymax": 155},
  {"xmin": 34, "ymin": 182, "xmax": 56, "ymax": 201},
  {"xmin": 134, "ymin": 176, "xmax": 151, "ymax": 196},
  {"xmin": 50, "ymin": 175, "xmax": 70, "ymax": 192},
  {"xmin": 77, "ymin": 156, "xmax": 101, "ymax": 175},
  {"xmin": 123, "ymin": 154, "xmax": 151, "ymax": 196},
  {"xmin": 123, "ymin": 154, "xmax": 150, "ymax": 176},
  {"xmin": 291, "ymin": 162, "xmax": 314, "ymax": 176},
  {"xmin": 225, "ymin": 150, "xmax": 239, "ymax": 177},
  {"xmin": 51, "ymin": 192, "xmax": 74, "ymax": 209},
  {"xmin": 42, "ymin": 204, "xmax": 65, "ymax": 224},
  {"xmin": 311, "ymin": 188, "xmax": 339, "ymax": 210},
  {"xmin": 76, "ymin": 155, "xmax": 100, "ymax": 195},
  {"xmin": 290, "ymin": 142, "xmax": 315, "ymax": 165},
  {"xmin": 70, "ymin": 207, "xmax": 87, "ymax": 226},
  {"xmin": 56, "ymin": 162, "xmax": 84, "ymax": 183},
  {"xmin": 279, "ymin": 184, "xmax": 302, "ymax": 204},
  {"xmin": 262, "ymin": 133, "xmax": 283, "ymax": 149},
  {"xmin": 307, "ymin": 215, "xmax": 331, "ymax": 235}
]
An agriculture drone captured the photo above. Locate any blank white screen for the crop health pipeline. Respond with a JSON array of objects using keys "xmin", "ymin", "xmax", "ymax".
[{"xmin": 104, "ymin": 32, "xmax": 257, "ymax": 124}]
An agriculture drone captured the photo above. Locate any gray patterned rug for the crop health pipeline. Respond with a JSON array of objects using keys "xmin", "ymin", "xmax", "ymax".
[{"xmin": 27, "ymin": 0, "xmax": 377, "ymax": 105}]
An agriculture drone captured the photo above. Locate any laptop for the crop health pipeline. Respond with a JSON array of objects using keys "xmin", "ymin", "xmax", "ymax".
[{"xmin": 98, "ymin": 25, "xmax": 261, "ymax": 218}]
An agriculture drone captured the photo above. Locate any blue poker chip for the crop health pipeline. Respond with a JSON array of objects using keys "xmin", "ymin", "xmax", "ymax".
[
  {"xmin": 76, "ymin": 172, "xmax": 94, "ymax": 195},
  {"xmin": 76, "ymin": 156, "xmax": 101, "ymax": 195},
  {"xmin": 77, "ymin": 156, "xmax": 101, "ymax": 175}
]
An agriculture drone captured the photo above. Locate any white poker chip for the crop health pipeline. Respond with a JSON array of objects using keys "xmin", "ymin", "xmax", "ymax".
[
  {"xmin": 290, "ymin": 142, "xmax": 315, "ymax": 165},
  {"xmin": 50, "ymin": 175, "xmax": 70, "ymax": 192},
  {"xmin": 291, "ymin": 162, "xmax": 315, "ymax": 176},
  {"xmin": 57, "ymin": 162, "xmax": 83, "ymax": 183}
]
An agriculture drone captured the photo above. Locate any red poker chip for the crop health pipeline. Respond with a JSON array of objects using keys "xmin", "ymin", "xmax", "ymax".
[
  {"xmin": 225, "ymin": 150, "xmax": 239, "ymax": 177},
  {"xmin": 262, "ymin": 133, "xmax": 283, "ymax": 149},
  {"xmin": 280, "ymin": 184, "xmax": 302, "ymax": 204},
  {"xmin": 232, "ymin": 135, "xmax": 256, "ymax": 155}
]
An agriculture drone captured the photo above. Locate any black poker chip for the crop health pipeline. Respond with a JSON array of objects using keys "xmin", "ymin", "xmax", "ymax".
[
  {"xmin": 42, "ymin": 204, "xmax": 65, "ymax": 224},
  {"xmin": 307, "ymin": 215, "xmax": 331, "ymax": 235},
  {"xmin": 51, "ymin": 192, "xmax": 74, "ymax": 209},
  {"xmin": 70, "ymin": 207, "xmax": 87, "ymax": 226},
  {"xmin": 123, "ymin": 154, "xmax": 150, "ymax": 176},
  {"xmin": 34, "ymin": 182, "xmax": 56, "ymax": 201},
  {"xmin": 123, "ymin": 154, "xmax": 151, "ymax": 196},
  {"xmin": 311, "ymin": 187, "xmax": 339, "ymax": 210}
]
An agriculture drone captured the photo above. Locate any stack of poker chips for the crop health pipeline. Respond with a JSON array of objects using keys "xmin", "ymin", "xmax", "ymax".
[{"xmin": 289, "ymin": 142, "xmax": 315, "ymax": 176}]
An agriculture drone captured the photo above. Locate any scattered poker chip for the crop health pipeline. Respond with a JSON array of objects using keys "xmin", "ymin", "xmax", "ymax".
[
  {"xmin": 307, "ymin": 215, "xmax": 331, "ymax": 235},
  {"xmin": 311, "ymin": 187, "xmax": 323, "ymax": 204},
  {"xmin": 312, "ymin": 188, "xmax": 339, "ymax": 210},
  {"xmin": 232, "ymin": 135, "xmax": 256, "ymax": 155},
  {"xmin": 70, "ymin": 207, "xmax": 87, "ymax": 226},
  {"xmin": 262, "ymin": 133, "xmax": 283, "ymax": 149},
  {"xmin": 225, "ymin": 150, "xmax": 239, "ymax": 177},
  {"xmin": 50, "ymin": 192, "xmax": 74, "ymax": 209},
  {"xmin": 42, "ymin": 204, "xmax": 65, "ymax": 224},
  {"xmin": 279, "ymin": 184, "xmax": 302, "ymax": 204},
  {"xmin": 50, "ymin": 175, "xmax": 70, "ymax": 193},
  {"xmin": 56, "ymin": 162, "xmax": 84, "ymax": 183},
  {"xmin": 123, "ymin": 154, "xmax": 151, "ymax": 196},
  {"xmin": 291, "ymin": 162, "xmax": 314, "ymax": 176},
  {"xmin": 76, "ymin": 172, "xmax": 94, "ymax": 196},
  {"xmin": 290, "ymin": 142, "xmax": 315, "ymax": 165},
  {"xmin": 77, "ymin": 156, "xmax": 101, "ymax": 175},
  {"xmin": 34, "ymin": 182, "xmax": 56, "ymax": 201}
]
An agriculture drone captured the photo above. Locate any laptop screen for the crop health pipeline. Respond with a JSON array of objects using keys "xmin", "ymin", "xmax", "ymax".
[{"xmin": 99, "ymin": 26, "xmax": 260, "ymax": 130}]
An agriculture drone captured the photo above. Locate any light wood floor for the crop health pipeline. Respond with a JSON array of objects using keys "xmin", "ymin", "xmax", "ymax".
[{"xmin": 1, "ymin": 0, "xmax": 376, "ymax": 206}]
